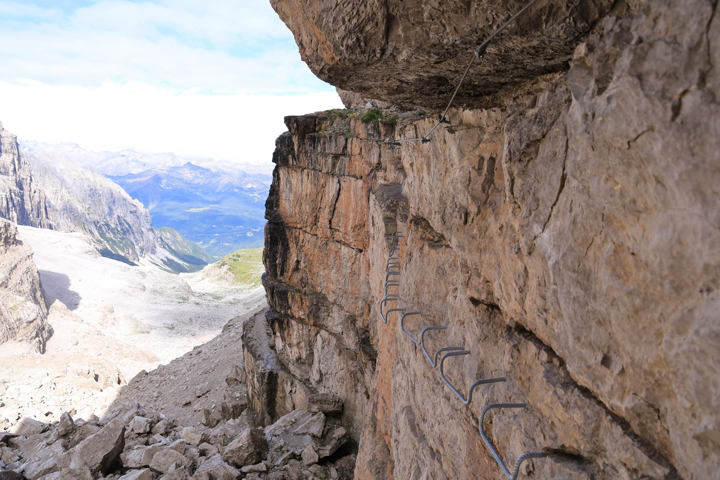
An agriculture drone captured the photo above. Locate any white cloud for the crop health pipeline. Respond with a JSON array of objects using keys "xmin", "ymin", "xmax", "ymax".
[
  {"xmin": 0, "ymin": 81, "xmax": 344, "ymax": 165},
  {"xmin": 0, "ymin": 0, "xmax": 322, "ymax": 93},
  {"xmin": 0, "ymin": 1, "xmax": 345, "ymax": 165},
  {"xmin": 0, "ymin": 2, "xmax": 61, "ymax": 18}
]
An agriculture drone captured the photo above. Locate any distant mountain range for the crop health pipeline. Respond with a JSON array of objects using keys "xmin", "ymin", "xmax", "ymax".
[
  {"xmin": 22, "ymin": 145, "xmax": 212, "ymax": 272},
  {"xmin": 21, "ymin": 142, "xmax": 272, "ymax": 259},
  {"xmin": 110, "ymin": 162, "xmax": 269, "ymax": 257}
]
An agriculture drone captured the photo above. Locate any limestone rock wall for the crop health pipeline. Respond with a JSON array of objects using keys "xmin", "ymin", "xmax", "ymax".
[
  {"xmin": 270, "ymin": 0, "xmax": 615, "ymax": 108},
  {"xmin": 254, "ymin": 1, "xmax": 720, "ymax": 479},
  {"xmin": 0, "ymin": 219, "xmax": 51, "ymax": 353},
  {"xmin": 0, "ymin": 124, "xmax": 51, "ymax": 229}
]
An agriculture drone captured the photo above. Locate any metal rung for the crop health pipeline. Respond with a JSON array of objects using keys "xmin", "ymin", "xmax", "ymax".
[
  {"xmin": 383, "ymin": 307, "xmax": 406, "ymax": 324},
  {"xmin": 379, "ymin": 295, "xmax": 399, "ymax": 323},
  {"xmin": 386, "ymin": 271, "xmax": 400, "ymax": 281},
  {"xmin": 400, "ymin": 311, "xmax": 422, "ymax": 344},
  {"xmin": 429, "ymin": 345, "xmax": 466, "ymax": 368},
  {"xmin": 385, "ymin": 281, "xmax": 400, "ymax": 295},
  {"xmin": 479, "ymin": 403, "xmax": 549, "ymax": 480},
  {"xmin": 420, "ymin": 326, "xmax": 452, "ymax": 366},
  {"xmin": 439, "ymin": 350, "xmax": 506, "ymax": 405}
]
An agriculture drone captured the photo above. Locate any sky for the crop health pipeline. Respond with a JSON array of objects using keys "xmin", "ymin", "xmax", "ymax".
[{"xmin": 0, "ymin": 0, "xmax": 343, "ymax": 165}]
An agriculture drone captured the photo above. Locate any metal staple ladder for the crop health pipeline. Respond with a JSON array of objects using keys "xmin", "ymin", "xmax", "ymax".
[{"xmin": 379, "ymin": 230, "xmax": 551, "ymax": 479}]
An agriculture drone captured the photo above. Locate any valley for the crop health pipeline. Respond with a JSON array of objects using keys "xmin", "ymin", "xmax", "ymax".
[{"xmin": 0, "ymin": 226, "xmax": 267, "ymax": 431}]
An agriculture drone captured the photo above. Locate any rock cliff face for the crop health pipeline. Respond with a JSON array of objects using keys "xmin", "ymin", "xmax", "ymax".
[
  {"xmin": 0, "ymin": 219, "xmax": 51, "ymax": 353},
  {"xmin": 251, "ymin": 1, "xmax": 719, "ymax": 479},
  {"xmin": 271, "ymin": 0, "xmax": 616, "ymax": 108},
  {"xmin": 0, "ymin": 124, "xmax": 51, "ymax": 228}
]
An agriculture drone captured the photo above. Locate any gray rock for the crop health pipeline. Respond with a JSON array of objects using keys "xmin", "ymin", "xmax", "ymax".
[
  {"xmin": 157, "ymin": 469, "xmax": 190, "ymax": 480},
  {"xmin": 14, "ymin": 419, "xmax": 46, "ymax": 437},
  {"xmin": 151, "ymin": 419, "xmax": 172, "ymax": 436},
  {"xmin": 193, "ymin": 454, "xmax": 240, "ymax": 480},
  {"xmin": 265, "ymin": 410, "xmax": 325, "ymax": 465},
  {"xmin": 121, "ymin": 444, "xmax": 163, "ymax": 469},
  {"xmin": 316, "ymin": 426, "xmax": 347, "ymax": 459},
  {"xmin": 45, "ymin": 467, "xmax": 93, "ymax": 480},
  {"xmin": 197, "ymin": 443, "xmax": 217, "ymax": 457},
  {"xmin": 21, "ymin": 442, "xmax": 65, "ymax": 480},
  {"xmin": 128, "ymin": 416, "xmax": 152, "ymax": 435},
  {"xmin": 179, "ymin": 427, "xmax": 203, "ymax": 446},
  {"xmin": 301, "ymin": 444, "xmax": 319, "ymax": 466},
  {"xmin": 168, "ymin": 440, "xmax": 185, "ymax": 454},
  {"xmin": 270, "ymin": 0, "xmax": 613, "ymax": 108},
  {"xmin": 240, "ymin": 462, "xmax": 267, "ymax": 474},
  {"xmin": 307, "ymin": 394, "xmax": 343, "ymax": 416},
  {"xmin": 0, "ymin": 448, "xmax": 19, "ymax": 465},
  {"xmin": 56, "ymin": 414, "xmax": 73, "ymax": 437},
  {"xmin": 68, "ymin": 417, "xmax": 125, "ymax": 475},
  {"xmin": 221, "ymin": 428, "xmax": 267, "ymax": 467},
  {"xmin": 119, "ymin": 469, "xmax": 153, "ymax": 480},
  {"xmin": 148, "ymin": 448, "xmax": 189, "ymax": 474}
]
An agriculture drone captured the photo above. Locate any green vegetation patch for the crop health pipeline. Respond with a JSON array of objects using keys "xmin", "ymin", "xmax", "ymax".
[
  {"xmin": 360, "ymin": 108, "xmax": 398, "ymax": 126},
  {"xmin": 218, "ymin": 248, "xmax": 264, "ymax": 287}
]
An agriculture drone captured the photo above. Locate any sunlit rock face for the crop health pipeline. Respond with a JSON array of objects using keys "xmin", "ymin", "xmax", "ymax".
[
  {"xmin": 0, "ymin": 124, "xmax": 51, "ymax": 229},
  {"xmin": 0, "ymin": 219, "xmax": 51, "ymax": 353},
  {"xmin": 252, "ymin": 0, "xmax": 720, "ymax": 479}
]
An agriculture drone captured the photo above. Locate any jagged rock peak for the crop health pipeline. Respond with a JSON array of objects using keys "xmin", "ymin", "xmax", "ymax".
[{"xmin": 0, "ymin": 125, "xmax": 51, "ymax": 229}]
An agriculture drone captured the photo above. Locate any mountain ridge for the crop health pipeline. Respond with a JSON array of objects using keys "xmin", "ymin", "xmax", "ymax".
[
  {"xmin": 22, "ymin": 141, "xmax": 272, "ymax": 258},
  {"xmin": 23, "ymin": 145, "xmax": 209, "ymax": 272}
]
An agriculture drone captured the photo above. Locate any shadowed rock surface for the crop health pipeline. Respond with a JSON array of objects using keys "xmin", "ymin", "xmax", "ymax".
[{"xmin": 271, "ymin": 0, "xmax": 616, "ymax": 108}]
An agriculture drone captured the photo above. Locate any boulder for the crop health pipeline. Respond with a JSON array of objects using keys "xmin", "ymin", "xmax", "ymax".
[
  {"xmin": 168, "ymin": 440, "xmax": 186, "ymax": 454},
  {"xmin": 157, "ymin": 470, "xmax": 190, "ymax": 480},
  {"xmin": 68, "ymin": 418, "xmax": 125, "ymax": 475},
  {"xmin": 307, "ymin": 394, "xmax": 343, "ymax": 416},
  {"xmin": 193, "ymin": 454, "xmax": 240, "ymax": 480},
  {"xmin": 316, "ymin": 426, "xmax": 347, "ymax": 459},
  {"xmin": 179, "ymin": 427, "xmax": 203, "ymax": 446},
  {"xmin": 119, "ymin": 469, "xmax": 153, "ymax": 480},
  {"xmin": 122, "ymin": 444, "xmax": 164, "ymax": 469},
  {"xmin": 197, "ymin": 443, "xmax": 217, "ymax": 457},
  {"xmin": 55, "ymin": 414, "xmax": 74, "ymax": 438},
  {"xmin": 128, "ymin": 416, "xmax": 152, "ymax": 435},
  {"xmin": 21, "ymin": 442, "xmax": 65, "ymax": 480},
  {"xmin": 240, "ymin": 462, "xmax": 267, "ymax": 474},
  {"xmin": 221, "ymin": 428, "xmax": 267, "ymax": 467},
  {"xmin": 148, "ymin": 448, "xmax": 190, "ymax": 474},
  {"xmin": 264, "ymin": 410, "xmax": 325, "ymax": 466},
  {"xmin": 14, "ymin": 419, "xmax": 46, "ymax": 437},
  {"xmin": 301, "ymin": 444, "xmax": 319, "ymax": 466}
]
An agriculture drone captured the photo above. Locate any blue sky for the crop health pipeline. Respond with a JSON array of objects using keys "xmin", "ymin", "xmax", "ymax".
[{"xmin": 0, "ymin": 0, "xmax": 343, "ymax": 164}]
